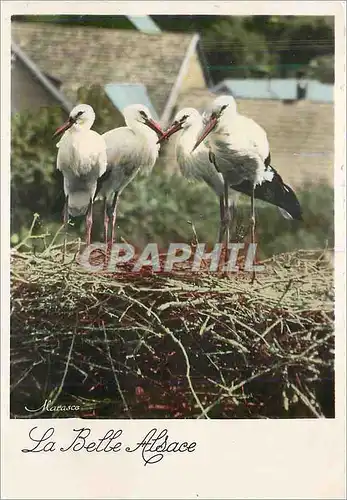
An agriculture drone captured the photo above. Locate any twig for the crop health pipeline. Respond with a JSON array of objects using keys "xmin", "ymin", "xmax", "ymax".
[
  {"xmin": 176, "ymin": 317, "xmax": 210, "ymax": 419},
  {"xmin": 23, "ymin": 332, "xmax": 75, "ymax": 419},
  {"xmin": 289, "ymin": 383, "xmax": 323, "ymax": 418},
  {"xmin": 102, "ymin": 321, "xmax": 132, "ymax": 418},
  {"xmin": 10, "ymin": 361, "xmax": 43, "ymax": 392}
]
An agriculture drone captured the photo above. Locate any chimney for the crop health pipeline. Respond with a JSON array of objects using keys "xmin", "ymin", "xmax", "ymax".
[{"xmin": 296, "ymin": 69, "xmax": 308, "ymax": 100}]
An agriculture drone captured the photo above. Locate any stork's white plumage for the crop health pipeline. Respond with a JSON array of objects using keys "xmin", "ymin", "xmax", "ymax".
[
  {"xmin": 158, "ymin": 107, "xmax": 238, "ymax": 243},
  {"xmin": 53, "ymin": 103, "xmax": 107, "ymax": 250},
  {"xmin": 193, "ymin": 95, "xmax": 303, "ymax": 249},
  {"xmin": 96, "ymin": 104, "xmax": 164, "ymax": 246}
]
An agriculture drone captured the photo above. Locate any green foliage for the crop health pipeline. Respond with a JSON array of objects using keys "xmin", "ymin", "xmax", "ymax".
[
  {"xmin": 203, "ymin": 18, "xmax": 277, "ymax": 81},
  {"xmin": 247, "ymin": 183, "xmax": 333, "ymax": 256},
  {"xmin": 309, "ymin": 55, "xmax": 334, "ymax": 84},
  {"xmin": 202, "ymin": 15, "xmax": 334, "ymax": 82},
  {"xmin": 11, "ymin": 106, "xmax": 65, "ymax": 237},
  {"xmin": 260, "ymin": 16, "xmax": 334, "ymax": 79}
]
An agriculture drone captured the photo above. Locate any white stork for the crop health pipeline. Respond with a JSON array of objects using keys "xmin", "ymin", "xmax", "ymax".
[
  {"xmin": 158, "ymin": 107, "xmax": 238, "ymax": 244},
  {"xmin": 95, "ymin": 104, "xmax": 164, "ymax": 247},
  {"xmin": 53, "ymin": 103, "xmax": 107, "ymax": 253},
  {"xmin": 193, "ymin": 95, "xmax": 303, "ymax": 248}
]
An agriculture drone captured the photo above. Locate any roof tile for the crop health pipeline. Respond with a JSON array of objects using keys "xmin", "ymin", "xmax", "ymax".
[{"xmin": 11, "ymin": 22, "xmax": 194, "ymax": 116}]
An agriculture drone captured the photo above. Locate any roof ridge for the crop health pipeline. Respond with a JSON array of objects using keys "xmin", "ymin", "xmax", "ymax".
[
  {"xmin": 11, "ymin": 20, "xmax": 195, "ymax": 38},
  {"xmin": 11, "ymin": 41, "xmax": 73, "ymax": 113}
]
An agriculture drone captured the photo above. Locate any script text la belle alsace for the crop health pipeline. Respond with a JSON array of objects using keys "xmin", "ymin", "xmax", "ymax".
[{"xmin": 21, "ymin": 426, "xmax": 196, "ymax": 465}]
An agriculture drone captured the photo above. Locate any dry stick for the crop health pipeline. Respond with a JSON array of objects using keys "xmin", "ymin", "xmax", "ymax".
[
  {"xmin": 10, "ymin": 361, "xmax": 43, "ymax": 392},
  {"xmin": 289, "ymin": 382, "xmax": 324, "ymax": 418},
  {"xmin": 123, "ymin": 292, "xmax": 209, "ymax": 419},
  {"xmin": 197, "ymin": 362, "xmax": 289, "ymax": 419},
  {"xmin": 14, "ymin": 213, "xmax": 40, "ymax": 251},
  {"xmin": 254, "ymin": 317, "xmax": 283, "ymax": 345},
  {"xmin": 212, "ymin": 332, "xmax": 250, "ymax": 354},
  {"xmin": 23, "ymin": 332, "xmax": 76, "ymax": 419},
  {"xmin": 275, "ymin": 278, "xmax": 294, "ymax": 307},
  {"xmin": 102, "ymin": 321, "xmax": 132, "ymax": 419},
  {"xmin": 187, "ymin": 220, "xmax": 209, "ymax": 272},
  {"xmin": 232, "ymin": 316, "xmax": 273, "ymax": 349},
  {"xmin": 206, "ymin": 353, "xmax": 227, "ymax": 387},
  {"xmin": 157, "ymin": 297, "xmax": 206, "ymax": 311},
  {"xmin": 177, "ymin": 317, "xmax": 211, "ymax": 419},
  {"xmin": 42, "ymin": 222, "xmax": 68, "ymax": 257},
  {"xmin": 302, "ymin": 381, "xmax": 324, "ymax": 414},
  {"xmin": 298, "ymin": 333, "xmax": 334, "ymax": 358}
]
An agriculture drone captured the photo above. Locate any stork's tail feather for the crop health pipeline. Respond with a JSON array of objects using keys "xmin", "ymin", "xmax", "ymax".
[
  {"xmin": 255, "ymin": 172, "xmax": 303, "ymax": 221},
  {"xmin": 278, "ymin": 207, "xmax": 294, "ymax": 220},
  {"xmin": 68, "ymin": 191, "xmax": 91, "ymax": 217},
  {"xmin": 269, "ymin": 176, "xmax": 303, "ymax": 221},
  {"xmin": 232, "ymin": 166, "xmax": 303, "ymax": 221}
]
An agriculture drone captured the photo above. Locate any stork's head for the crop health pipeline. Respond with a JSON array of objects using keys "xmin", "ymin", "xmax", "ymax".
[
  {"xmin": 192, "ymin": 95, "xmax": 237, "ymax": 151},
  {"xmin": 53, "ymin": 104, "xmax": 95, "ymax": 139},
  {"xmin": 123, "ymin": 104, "xmax": 163, "ymax": 139},
  {"xmin": 157, "ymin": 108, "xmax": 202, "ymax": 143}
]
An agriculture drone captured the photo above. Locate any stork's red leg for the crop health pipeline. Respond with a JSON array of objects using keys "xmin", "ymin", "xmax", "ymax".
[
  {"xmin": 229, "ymin": 198, "xmax": 237, "ymax": 241},
  {"xmin": 62, "ymin": 196, "xmax": 68, "ymax": 263},
  {"xmin": 222, "ymin": 179, "xmax": 230, "ymax": 272},
  {"xmin": 110, "ymin": 192, "xmax": 119, "ymax": 247},
  {"xmin": 103, "ymin": 197, "xmax": 109, "ymax": 248},
  {"xmin": 86, "ymin": 201, "xmax": 93, "ymax": 246},
  {"xmin": 250, "ymin": 187, "xmax": 256, "ymax": 283},
  {"xmin": 218, "ymin": 195, "xmax": 226, "ymax": 244},
  {"xmin": 224, "ymin": 181, "xmax": 230, "ymax": 247}
]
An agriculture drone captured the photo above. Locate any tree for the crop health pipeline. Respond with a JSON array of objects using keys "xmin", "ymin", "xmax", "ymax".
[
  {"xmin": 11, "ymin": 106, "xmax": 66, "ymax": 237},
  {"xmin": 245, "ymin": 16, "xmax": 334, "ymax": 78},
  {"xmin": 202, "ymin": 18, "xmax": 277, "ymax": 82}
]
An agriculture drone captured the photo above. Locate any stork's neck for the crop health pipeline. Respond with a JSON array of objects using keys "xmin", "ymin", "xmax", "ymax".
[
  {"xmin": 129, "ymin": 121, "xmax": 158, "ymax": 144},
  {"xmin": 71, "ymin": 121, "xmax": 94, "ymax": 133},
  {"xmin": 215, "ymin": 110, "xmax": 238, "ymax": 135},
  {"xmin": 178, "ymin": 119, "xmax": 204, "ymax": 153}
]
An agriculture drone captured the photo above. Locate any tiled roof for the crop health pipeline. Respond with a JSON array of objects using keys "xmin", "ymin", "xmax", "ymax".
[
  {"xmin": 11, "ymin": 21, "xmax": 195, "ymax": 116},
  {"xmin": 166, "ymin": 89, "xmax": 334, "ymax": 188}
]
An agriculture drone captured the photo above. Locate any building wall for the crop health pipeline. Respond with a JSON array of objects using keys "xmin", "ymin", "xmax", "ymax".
[
  {"xmin": 237, "ymin": 99, "xmax": 334, "ymax": 188},
  {"xmin": 11, "ymin": 58, "xmax": 58, "ymax": 114}
]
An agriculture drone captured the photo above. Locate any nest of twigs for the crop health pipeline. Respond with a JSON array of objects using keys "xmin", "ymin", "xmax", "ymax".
[{"xmin": 10, "ymin": 246, "xmax": 334, "ymax": 419}]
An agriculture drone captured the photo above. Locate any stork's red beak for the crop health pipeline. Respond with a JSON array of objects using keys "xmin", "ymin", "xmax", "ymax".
[
  {"xmin": 145, "ymin": 118, "xmax": 164, "ymax": 139},
  {"xmin": 52, "ymin": 117, "xmax": 74, "ymax": 139},
  {"xmin": 157, "ymin": 121, "xmax": 182, "ymax": 144},
  {"xmin": 192, "ymin": 115, "xmax": 218, "ymax": 152}
]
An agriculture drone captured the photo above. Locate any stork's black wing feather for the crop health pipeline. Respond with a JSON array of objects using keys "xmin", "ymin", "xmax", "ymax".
[
  {"xmin": 93, "ymin": 166, "xmax": 112, "ymax": 200},
  {"xmin": 208, "ymin": 148, "xmax": 302, "ymax": 220},
  {"xmin": 232, "ymin": 163, "xmax": 303, "ymax": 221},
  {"xmin": 209, "ymin": 150, "xmax": 219, "ymax": 170},
  {"xmin": 264, "ymin": 152, "xmax": 271, "ymax": 167}
]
